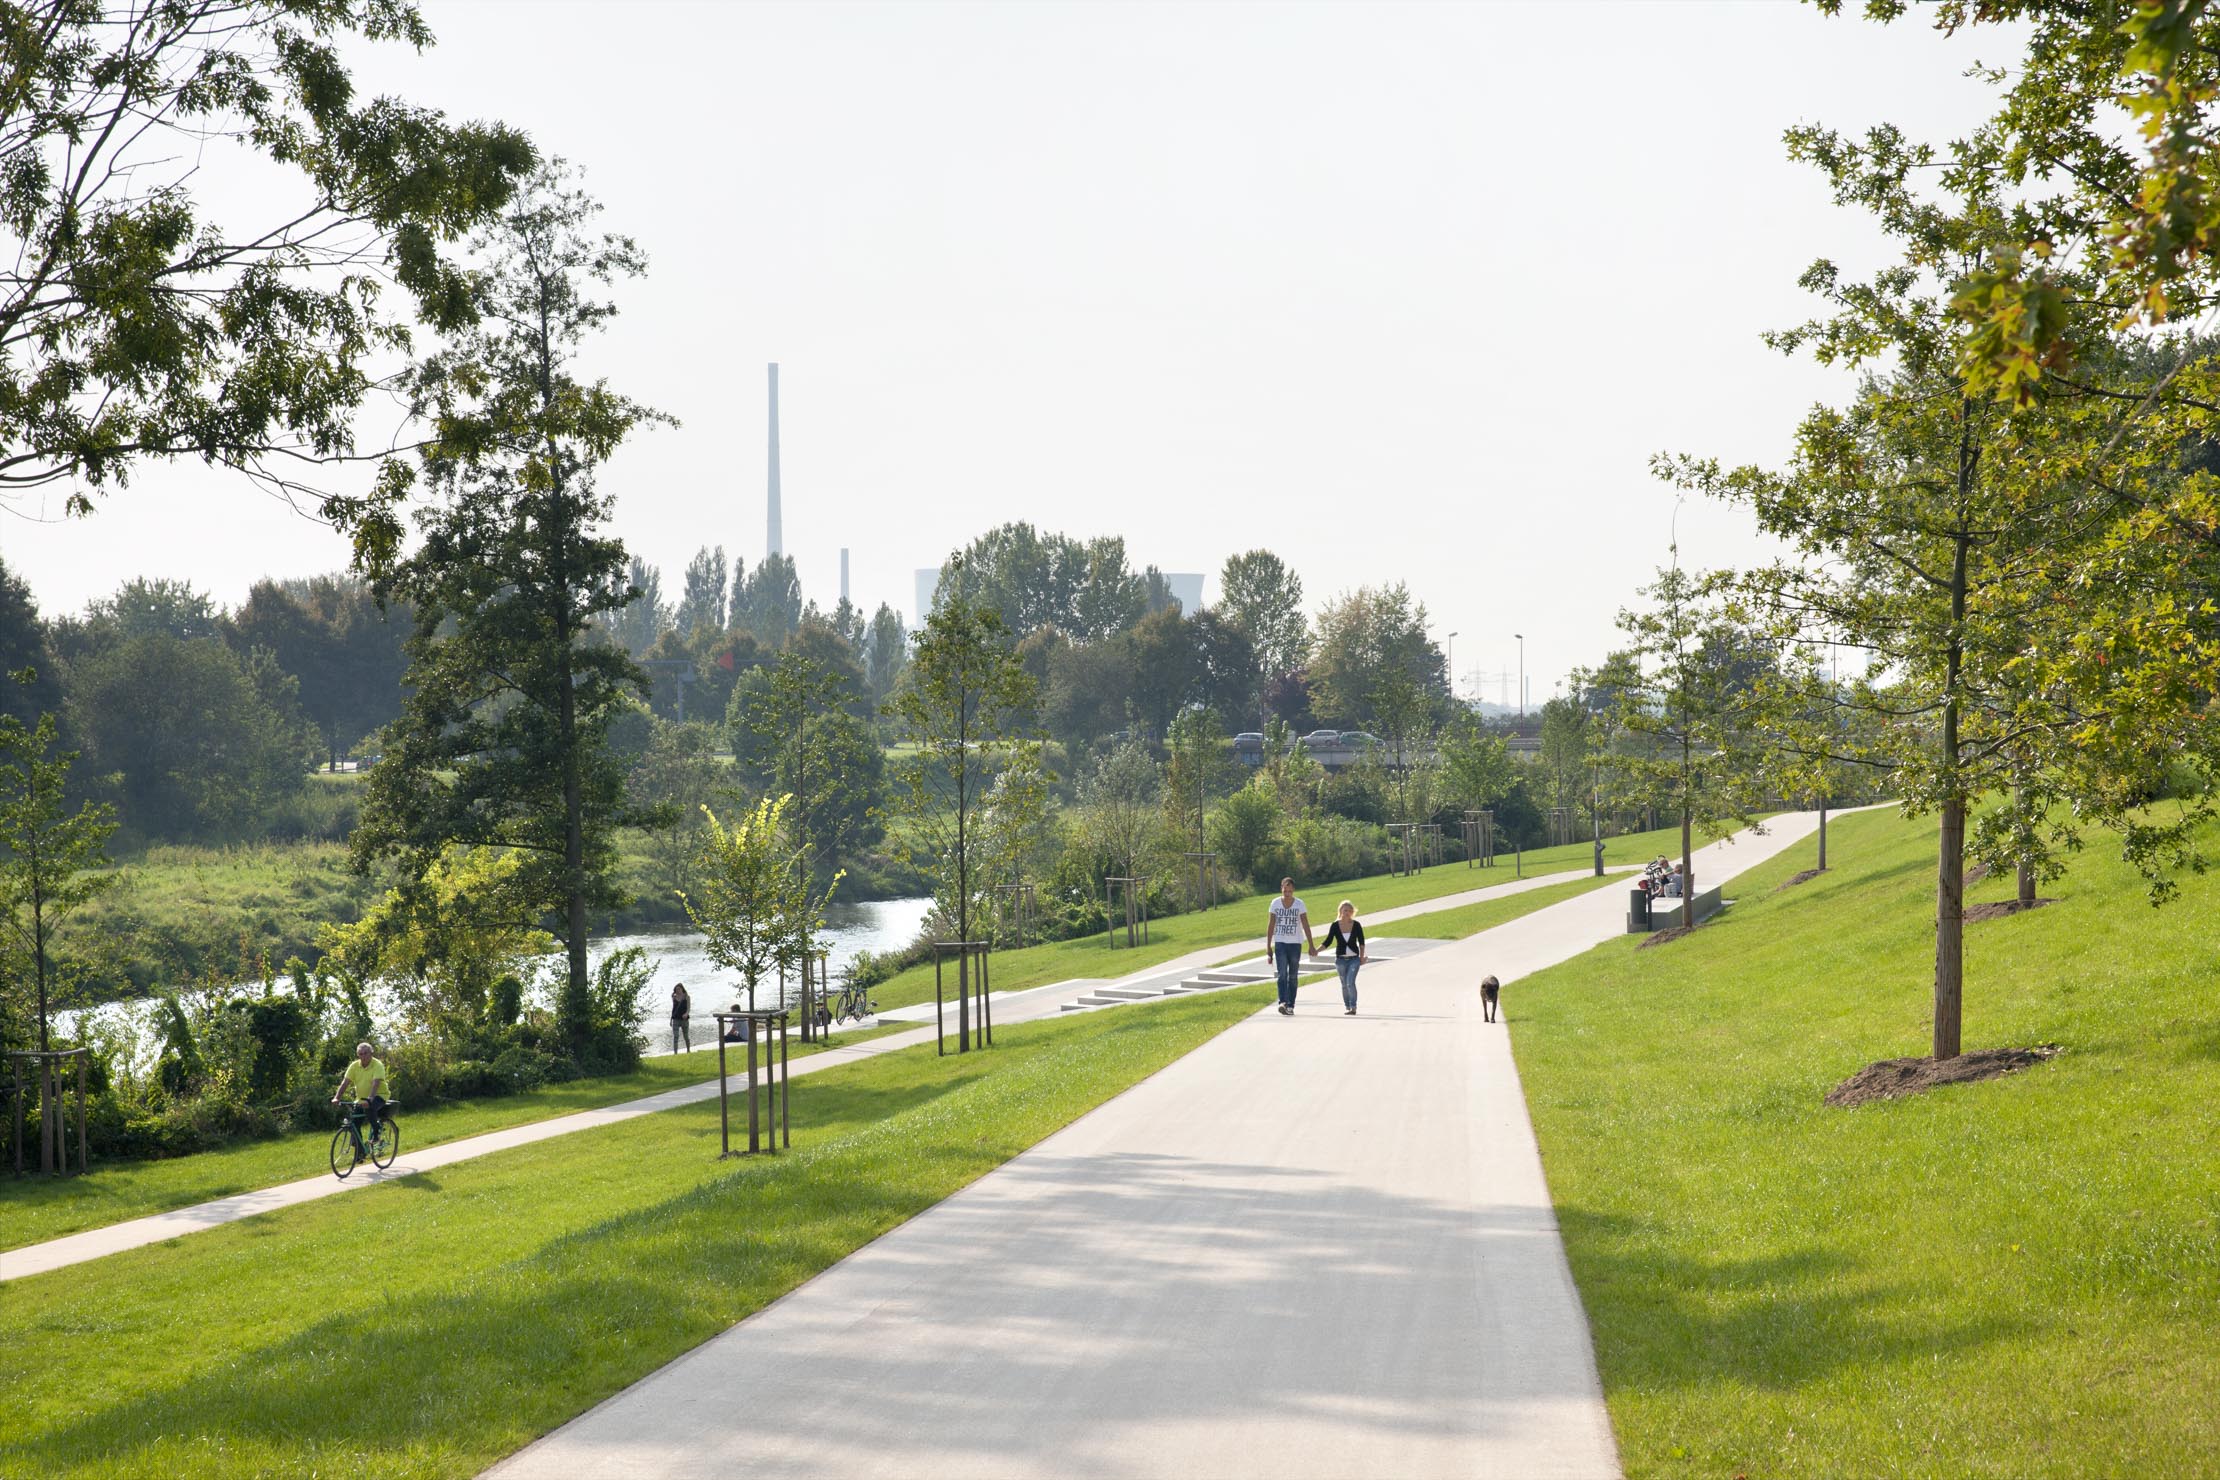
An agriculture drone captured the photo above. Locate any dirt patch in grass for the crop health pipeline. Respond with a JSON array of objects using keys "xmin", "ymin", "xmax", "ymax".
[
  {"xmin": 1825, "ymin": 1044, "xmax": 2061, "ymax": 1108},
  {"xmin": 1636, "ymin": 925, "xmax": 1695, "ymax": 949},
  {"xmin": 1966, "ymin": 897, "xmax": 2056, "ymax": 923},
  {"xmin": 1774, "ymin": 867, "xmax": 1827, "ymax": 892}
]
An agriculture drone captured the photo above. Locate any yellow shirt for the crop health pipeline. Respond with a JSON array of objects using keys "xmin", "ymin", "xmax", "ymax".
[{"xmin": 342, "ymin": 1058, "xmax": 390, "ymax": 1101}]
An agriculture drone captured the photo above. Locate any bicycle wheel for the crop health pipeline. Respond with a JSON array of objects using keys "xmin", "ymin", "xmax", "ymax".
[
  {"xmin": 369, "ymin": 1117, "xmax": 400, "ymax": 1170},
  {"xmin": 330, "ymin": 1125, "xmax": 360, "ymax": 1180}
]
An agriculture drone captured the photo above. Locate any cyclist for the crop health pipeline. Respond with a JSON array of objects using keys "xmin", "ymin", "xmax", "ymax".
[{"xmin": 331, "ymin": 1041, "xmax": 391, "ymax": 1148}]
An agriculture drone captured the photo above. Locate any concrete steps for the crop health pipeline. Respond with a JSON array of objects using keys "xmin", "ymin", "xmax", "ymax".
[{"xmin": 1059, "ymin": 966, "xmax": 1275, "ymax": 1014}]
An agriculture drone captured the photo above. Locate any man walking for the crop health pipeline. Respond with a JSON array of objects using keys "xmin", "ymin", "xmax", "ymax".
[{"xmin": 1265, "ymin": 877, "xmax": 1316, "ymax": 1016}]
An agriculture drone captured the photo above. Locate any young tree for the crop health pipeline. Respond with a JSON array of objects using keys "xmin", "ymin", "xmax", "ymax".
[
  {"xmin": 681, "ymin": 795, "xmax": 833, "ymax": 1014},
  {"xmin": 0, "ymin": 0, "xmax": 534, "ymax": 518},
  {"xmin": 319, "ymin": 846, "xmax": 554, "ymax": 1033},
  {"xmin": 1610, "ymin": 559, "xmax": 1775, "ymax": 921},
  {"xmin": 1367, "ymin": 668, "xmax": 1442, "ymax": 830},
  {"xmin": 1438, "ymin": 714, "xmax": 1515, "ymax": 824},
  {"xmin": 885, "ymin": 587, "xmax": 1038, "ymax": 1048},
  {"xmin": 1079, "ymin": 738, "xmax": 1165, "ymax": 883},
  {"xmin": 1677, "ymin": 124, "xmax": 2220, "ymax": 1058},
  {"xmin": 1164, "ymin": 706, "xmax": 1237, "ymax": 892},
  {"xmin": 356, "ymin": 168, "xmax": 666, "ymax": 1055},
  {"xmin": 1536, "ymin": 696, "xmax": 1591, "ymax": 824},
  {"xmin": 0, "ymin": 687, "xmax": 119, "ymax": 1055}
]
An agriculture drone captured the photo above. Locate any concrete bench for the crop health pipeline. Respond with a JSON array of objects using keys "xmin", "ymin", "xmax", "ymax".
[{"xmin": 1627, "ymin": 885, "xmax": 1724, "ymax": 933}]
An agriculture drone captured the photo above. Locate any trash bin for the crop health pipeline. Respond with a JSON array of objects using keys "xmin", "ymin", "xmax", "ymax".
[{"xmin": 1628, "ymin": 888, "xmax": 1652, "ymax": 932}]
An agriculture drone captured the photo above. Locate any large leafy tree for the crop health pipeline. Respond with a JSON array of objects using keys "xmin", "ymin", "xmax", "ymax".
[
  {"xmin": 0, "ymin": 559, "xmax": 60, "ymax": 729},
  {"xmin": 1217, "ymin": 549, "xmax": 1309, "ymax": 689},
  {"xmin": 604, "ymin": 556, "xmax": 670, "ymax": 656},
  {"xmin": 885, "ymin": 583, "xmax": 1037, "ymax": 1049},
  {"xmin": 67, "ymin": 632, "xmax": 313, "ymax": 838},
  {"xmin": 1307, "ymin": 583, "xmax": 1446, "ymax": 729},
  {"xmin": 674, "ymin": 546, "xmax": 728, "ymax": 637},
  {"xmin": 1673, "ymin": 125, "xmax": 2220, "ymax": 1057},
  {"xmin": 231, "ymin": 575, "xmax": 410, "ymax": 769},
  {"xmin": 0, "ymin": 0, "xmax": 533, "ymax": 522},
  {"xmin": 356, "ymin": 168, "xmax": 666, "ymax": 1054},
  {"xmin": 732, "ymin": 652, "xmax": 884, "ymax": 886}
]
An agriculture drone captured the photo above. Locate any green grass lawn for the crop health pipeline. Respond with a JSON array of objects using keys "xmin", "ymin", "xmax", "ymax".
[
  {"xmin": 0, "ymin": 984, "xmax": 1275, "ymax": 1480},
  {"xmin": 867, "ymin": 815, "xmax": 1711, "ymax": 1012},
  {"xmin": 0, "ymin": 1025, "xmax": 902, "ymax": 1253},
  {"xmin": 1511, "ymin": 806, "xmax": 2220, "ymax": 1478}
]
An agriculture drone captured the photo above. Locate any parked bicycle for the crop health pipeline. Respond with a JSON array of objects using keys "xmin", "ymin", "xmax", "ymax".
[
  {"xmin": 831, "ymin": 980, "xmax": 879, "ymax": 1025},
  {"xmin": 330, "ymin": 1099, "xmax": 400, "ymax": 1180}
]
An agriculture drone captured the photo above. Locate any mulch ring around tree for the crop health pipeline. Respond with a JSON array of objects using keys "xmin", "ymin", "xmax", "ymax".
[
  {"xmin": 1636, "ymin": 925, "xmax": 1695, "ymax": 949},
  {"xmin": 1774, "ymin": 867, "xmax": 1827, "ymax": 892},
  {"xmin": 1825, "ymin": 1044, "xmax": 2062, "ymax": 1108},
  {"xmin": 1965, "ymin": 898, "xmax": 2056, "ymax": 923}
]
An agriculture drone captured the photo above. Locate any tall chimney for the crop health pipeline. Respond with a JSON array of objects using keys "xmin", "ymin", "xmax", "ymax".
[
  {"xmin": 766, "ymin": 362, "xmax": 783, "ymax": 557},
  {"xmin": 840, "ymin": 547, "xmax": 850, "ymax": 604}
]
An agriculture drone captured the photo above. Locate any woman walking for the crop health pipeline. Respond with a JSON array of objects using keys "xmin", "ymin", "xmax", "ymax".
[
  {"xmin": 670, "ymin": 981, "xmax": 693, "ymax": 1053},
  {"xmin": 1315, "ymin": 901, "xmax": 1367, "ymax": 1015},
  {"xmin": 1265, "ymin": 877, "xmax": 1315, "ymax": 1016}
]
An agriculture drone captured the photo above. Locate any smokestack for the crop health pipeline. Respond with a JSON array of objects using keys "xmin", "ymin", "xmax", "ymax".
[
  {"xmin": 840, "ymin": 548, "xmax": 850, "ymax": 605},
  {"xmin": 767, "ymin": 363, "xmax": 782, "ymax": 557}
]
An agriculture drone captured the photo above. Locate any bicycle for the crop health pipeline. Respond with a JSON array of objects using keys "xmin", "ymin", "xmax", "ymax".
[
  {"xmin": 330, "ymin": 1099, "xmax": 401, "ymax": 1180},
  {"xmin": 830, "ymin": 980, "xmax": 879, "ymax": 1025}
]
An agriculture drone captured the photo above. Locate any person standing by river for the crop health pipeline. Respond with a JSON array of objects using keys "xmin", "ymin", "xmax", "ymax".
[
  {"xmin": 1265, "ymin": 878, "xmax": 1315, "ymax": 1016},
  {"xmin": 670, "ymin": 982, "xmax": 692, "ymax": 1053},
  {"xmin": 1314, "ymin": 901, "xmax": 1367, "ymax": 1015}
]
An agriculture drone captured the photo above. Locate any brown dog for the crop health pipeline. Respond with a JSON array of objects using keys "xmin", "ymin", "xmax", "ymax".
[{"xmin": 1480, "ymin": 974, "xmax": 1501, "ymax": 1023}]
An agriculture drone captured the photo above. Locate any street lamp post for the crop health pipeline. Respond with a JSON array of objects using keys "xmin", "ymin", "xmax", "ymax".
[
  {"xmin": 1446, "ymin": 631, "xmax": 1458, "ymax": 700},
  {"xmin": 1514, "ymin": 633, "xmax": 1525, "ymax": 719}
]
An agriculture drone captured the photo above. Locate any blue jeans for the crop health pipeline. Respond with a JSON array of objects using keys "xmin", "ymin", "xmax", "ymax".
[
  {"xmin": 1336, "ymin": 956, "xmax": 1360, "ymax": 1010},
  {"xmin": 1274, "ymin": 942, "xmax": 1303, "ymax": 1008}
]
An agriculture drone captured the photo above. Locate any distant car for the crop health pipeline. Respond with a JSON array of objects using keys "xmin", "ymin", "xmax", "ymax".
[
  {"xmin": 1232, "ymin": 732, "xmax": 1264, "ymax": 749},
  {"xmin": 1301, "ymin": 729, "xmax": 1341, "ymax": 748},
  {"xmin": 1340, "ymin": 731, "xmax": 1380, "ymax": 750}
]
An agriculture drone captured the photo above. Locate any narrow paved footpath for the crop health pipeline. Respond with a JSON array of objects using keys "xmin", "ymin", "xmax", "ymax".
[{"xmin": 486, "ymin": 812, "xmax": 1830, "ymax": 1480}]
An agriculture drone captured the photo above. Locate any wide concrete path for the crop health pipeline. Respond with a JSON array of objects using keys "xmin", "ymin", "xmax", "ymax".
[
  {"xmin": 485, "ymin": 811, "xmax": 1833, "ymax": 1480},
  {"xmin": 0, "ymin": 867, "xmax": 1598, "ymax": 1283}
]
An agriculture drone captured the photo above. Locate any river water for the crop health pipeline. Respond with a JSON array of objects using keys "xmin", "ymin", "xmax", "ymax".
[{"xmin": 54, "ymin": 896, "xmax": 934, "ymax": 1062}]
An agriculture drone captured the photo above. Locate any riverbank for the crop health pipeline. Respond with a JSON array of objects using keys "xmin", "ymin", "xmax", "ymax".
[{"xmin": 51, "ymin": 834, "xmax": 933, "ymax": 1007}]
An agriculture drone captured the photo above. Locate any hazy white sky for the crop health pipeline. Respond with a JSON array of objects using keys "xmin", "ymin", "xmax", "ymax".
[{"xmin": 3, "ymin": 0, "xmax": 2009, "ymax": 702}]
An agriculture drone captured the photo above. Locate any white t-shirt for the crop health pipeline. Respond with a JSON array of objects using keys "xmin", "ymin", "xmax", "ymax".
[{"xmin": 1270, "ymin": 897, "xmax": 1308, "ymax": 943}]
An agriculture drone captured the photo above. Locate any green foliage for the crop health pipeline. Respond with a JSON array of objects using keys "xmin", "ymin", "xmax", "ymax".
[
  {"xmin": 0, "ymin": 689, "xmax": 120, "ymax": 1052},
  {"xmin": 732, "ymin": 652, "xmax": 885, "ymax": 884},
  {"xmin": 66, "ymin": 632, "xmax": 314, "ymax": 840},
  {"xmin": 1208, "ymin": 779, "xmax": 1284, "ymax": 888},
  {"xmin": 938, "ymin": 522, "xmax": 1149, "ymax": 641},
  {"xmin": 1437, "ymin": 713, "xmax": 1514, "ymax": 816},
  {"xmin": 1217, "ymin": 549, "xmax": 1310, "ymax": 683},
  {"xmin": 626, "ymin": 718, "xmax": 730, "ymax": 899},
  {"xmin": 885, "ymin": 583, "xmax": 1040, "ymax": 953},
  {"xmin": 1306, "ymin": 583, "xmax": 1447, "ymax": 729},
  {"xmin": 355, "ymin": 168, "xmax": 665, "ymax": 1055},
  {"xmin": 318, "ymin": 846, "xmax": 556, "ymax": 1035},
  {"xmin": 680, "ymin": 795, "xmax": 836, "ymax": 1013},
  {"xmin": 229, "ymin": 575, "xmax": 410, "ymax": 769},
  {"xmin": 0, "ymin": 0, "xmax": 534, "ymax": 517}
]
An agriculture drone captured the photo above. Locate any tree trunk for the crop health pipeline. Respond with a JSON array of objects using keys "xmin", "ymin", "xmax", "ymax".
[
  {"xmin": 1935, "ymin": 794, "xmax": 1966, "ymax": 1061},
  {"xmin": 2017, "ymin": 860, "xmax": 2035, "ymax": 909},
  {"xmin": 1933, "ymin": 517, "xmax": 1972, "ymax": 1063},
  {"xmin": 1817, "ymin": 800, "xmax": 1828, "ymax": 871}
]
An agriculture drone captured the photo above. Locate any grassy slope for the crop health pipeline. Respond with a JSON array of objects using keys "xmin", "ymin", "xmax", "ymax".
[
  {"xmin": 5, "ymin": 872, "xmax": 1613, "ymax": 1253},
  {"xmin": 867, "ymin": 816, "xmax": 1709, "ymax": 1011},
  {"xmin": 0, "ymin": 1026, "xmax": 900, "ymax": 1252},
  {"xmin": 1512, "ymin": 806, "xmax": 2220, "ymax": 1478},
  {"xmin": 0, "ymin": 985, "xmax": 1275, "ymax": 1480}
]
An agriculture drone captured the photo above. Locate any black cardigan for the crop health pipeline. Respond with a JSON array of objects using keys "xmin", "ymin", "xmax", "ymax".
[{"xmin": 1322, "ymin": 920, "xmax": 1365, "ymax": 958}]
